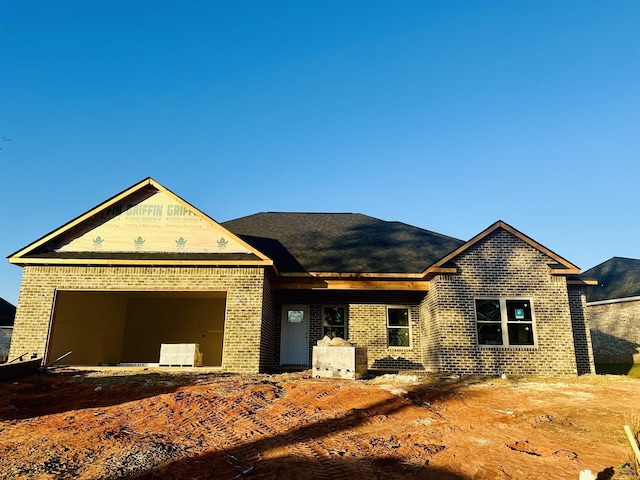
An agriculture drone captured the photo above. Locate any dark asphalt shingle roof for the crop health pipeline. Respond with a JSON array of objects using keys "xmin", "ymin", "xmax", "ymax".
[
  {"xmin": 222, "ymin": 213, "xmax": 465, "ymax": 274},
  {"xmin": 582, "ymin": 257, "xmax": 640, "ymax": 302}
]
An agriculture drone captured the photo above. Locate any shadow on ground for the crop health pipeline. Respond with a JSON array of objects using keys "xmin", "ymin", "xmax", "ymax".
[
  {"xmin": 128, "ymin": 376, "xmax": 485, "ymax": 479},
  {"xmin": 0, "ymin": 369, "xmax": 232, "ymax": 420}
]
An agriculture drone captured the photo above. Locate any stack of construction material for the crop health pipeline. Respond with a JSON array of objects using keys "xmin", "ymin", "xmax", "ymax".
[
  {"xmin": 312, "ymin": 336, "xmax": 367, "ymax": 380},
  {"xmin": 159, "ymin": 343, "xmax": 203, "ymax": 367}
]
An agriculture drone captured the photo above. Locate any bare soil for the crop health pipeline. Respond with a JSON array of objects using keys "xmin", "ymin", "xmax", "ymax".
[{"xmin": 0, "ymin": 368, "xmax": 638, "ymax": 479}]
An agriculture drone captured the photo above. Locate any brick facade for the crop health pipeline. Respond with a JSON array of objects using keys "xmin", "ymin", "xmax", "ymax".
[
  {"xmin": 9, "ymin": 265, "xmax": 270, "ymax": 373},
  {"xmin": 258, "ymin": 273, "xmax": 276, "ymax": 371},
  {"xmin": 568, "ymin": 286, "xmax": 595, "ymax": 374},
  {"xmin": 419, "ymin": 282, "xmax": 442, "ymax": 372},
  {"xmin": 8, "ymin": 227, "xmax": 594, "ymax": 376},
  {"xmin": 273, "ymin": 290, "xmax": 425, "ymax": 370},
  {"xmin": 424, "ymin": 230, "xmax": 585, "ymax": 376},
  {"xmin": 587, "ymin": 299, "xmax": 640, "ymax": 363}
]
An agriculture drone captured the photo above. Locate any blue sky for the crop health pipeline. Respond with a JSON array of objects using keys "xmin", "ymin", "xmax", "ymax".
[{"xmin": 1, "ymin": 1, "xmax": 639, "ymax": 305}]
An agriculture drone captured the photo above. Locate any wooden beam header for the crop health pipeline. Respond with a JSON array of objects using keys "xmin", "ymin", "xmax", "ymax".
[{"xmin": 272, "ymin": 277, "xmax": 430, "ymax": 291}]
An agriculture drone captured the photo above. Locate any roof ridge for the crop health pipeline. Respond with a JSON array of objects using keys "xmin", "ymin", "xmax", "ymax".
[
  {"xmin": 385, "ymin": 220, "xmax": 464, "ymax": 243},
  {"xmin": 582, "ymin": 256, "xmax": 640, "ymax": 275}
]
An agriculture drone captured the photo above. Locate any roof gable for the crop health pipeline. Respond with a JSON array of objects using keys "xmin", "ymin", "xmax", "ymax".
[
  {"xmin": 424, "ymin": 220, "xmax": 580, "ymax": 277},
  {"xmin": 8, "ymin": 178, "xmax": 272, "ymax": 267}
]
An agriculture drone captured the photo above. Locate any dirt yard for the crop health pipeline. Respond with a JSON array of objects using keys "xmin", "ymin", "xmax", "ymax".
[{"xmin": 0, "ymin": 368, "xmax": 638, "ymax": 480}]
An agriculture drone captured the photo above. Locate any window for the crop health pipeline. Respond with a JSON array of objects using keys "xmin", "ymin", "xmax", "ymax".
[
  {"xmin": 475, "ymin": 298, "xmax": 535, "ymax": 346},
  {"xmin": 287, "ymin": 310, "xmax": 305, "ymax": 323},
  {"xmin": 323, "ymin": 306, "xmax": 346, "ymax": 339},
  {"xmin": 387, "ymin": 307, "xmax": 410, "ymax": 347}
]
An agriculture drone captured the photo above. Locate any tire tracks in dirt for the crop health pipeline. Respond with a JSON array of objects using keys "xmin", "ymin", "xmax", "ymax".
[{"xmin": 180, "ymin": 383, "xmax": 380, "ymax": 479}]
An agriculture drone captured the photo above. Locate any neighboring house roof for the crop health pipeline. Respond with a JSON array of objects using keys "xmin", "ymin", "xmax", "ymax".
[
  {"xmin": 0, "ymin": 298, "xmax": 16, "ymax": 327},
  {"xmin": 582, "ymin": 257, "xmax": 640, "ymax": 302},
  {"xmin": 223, "ymin": 213, "xmax": 465, "ymax": 274}
]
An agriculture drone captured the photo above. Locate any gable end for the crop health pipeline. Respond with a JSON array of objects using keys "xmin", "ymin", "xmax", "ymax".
[
  {"xmin": 423, "ymin": 221, "xmax": 579, "ymax": 278},
  {"xmin": 8, "ymin": 178, "xmax": 274, "ymax": 268}
]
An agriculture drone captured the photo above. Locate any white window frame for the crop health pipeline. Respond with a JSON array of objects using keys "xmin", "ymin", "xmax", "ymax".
[
  {"xmin": 322, "ymin": 305, "xmax": 348, "ymax": 340},
  {"xmin": 474, "ymin": 297, "xmax": 537, "ymax": 347},
  {"xmin": 386, "ymin": 306, "xmax": 411, "ymax": 348}
]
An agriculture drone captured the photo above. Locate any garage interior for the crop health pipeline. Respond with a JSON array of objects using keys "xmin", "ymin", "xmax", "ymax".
[{"xmin": 46, "ymin": 290, "xmax": 227, "ymax": 367}]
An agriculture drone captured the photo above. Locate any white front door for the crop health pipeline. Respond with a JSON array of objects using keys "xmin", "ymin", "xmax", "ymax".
[{"xmin": 280, "ymin": 305, "xmax": 309, "ymax": 365}]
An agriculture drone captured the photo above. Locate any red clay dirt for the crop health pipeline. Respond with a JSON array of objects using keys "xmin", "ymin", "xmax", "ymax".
[{"xmin": 0, "ymin": 368, "xmax": 638, "ymax": 479}]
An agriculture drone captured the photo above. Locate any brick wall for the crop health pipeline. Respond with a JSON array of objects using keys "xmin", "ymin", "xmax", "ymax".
[
  {"xmin": 273, "ymin": 290, "xmax": 426, "ymax": 370},
  {"xmin": 568, "ymin": 286, "xmax": 595, "ymax": 373},
  {"xmin": 9, "ymin": 225, "xmax": 594, "ymax": 376},
  {"xmin": 429, "ymin": 230, "xmax": 586, "ymax": 376},
  {"xmin": 587, "ymin": 299, "xmax": 640, "ymax": 363},
  {"xmin": 258, "ymin": 272, "xmax": 276, "ymax": 372},
  {"xmin": 419, "ymin": 283, "xmax": 441, "ymax": 372},
  {"xmin": 9, "ymin": 265, "xmax": 269, "ymax": 373},
  {"xmin": 349, "ymin": 303, "xmax": 423, "ymax": 370}
]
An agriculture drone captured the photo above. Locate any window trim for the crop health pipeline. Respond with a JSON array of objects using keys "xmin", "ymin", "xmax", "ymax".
[
  {"xmin": 474, "ymin": 297, "xmax": 537, "ymax": 348},
  {"xmin": 322, "ymin": 305, "xmax": 348, "ymax": 340},
  {"xmin": 386, "ymin": 306, "xmax": 412, "ymax": 348}
]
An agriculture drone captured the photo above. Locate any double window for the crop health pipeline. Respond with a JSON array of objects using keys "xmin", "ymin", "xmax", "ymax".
[
  {"xmin": 323, "ymin": 306, "xmax": 346, "ymax": 339},
  {"xmin": 387, "ymin": 307, "xmax": 410, "ymax": 347},
  {"xmin": 475, "ymin": 298, "xmax": 535, "ymax": 346}
]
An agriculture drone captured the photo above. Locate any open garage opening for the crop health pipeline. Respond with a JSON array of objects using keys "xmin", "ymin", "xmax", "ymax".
[{"xmin": 46, "ymin": 290, "xmax": 227, "ymax": 367}]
